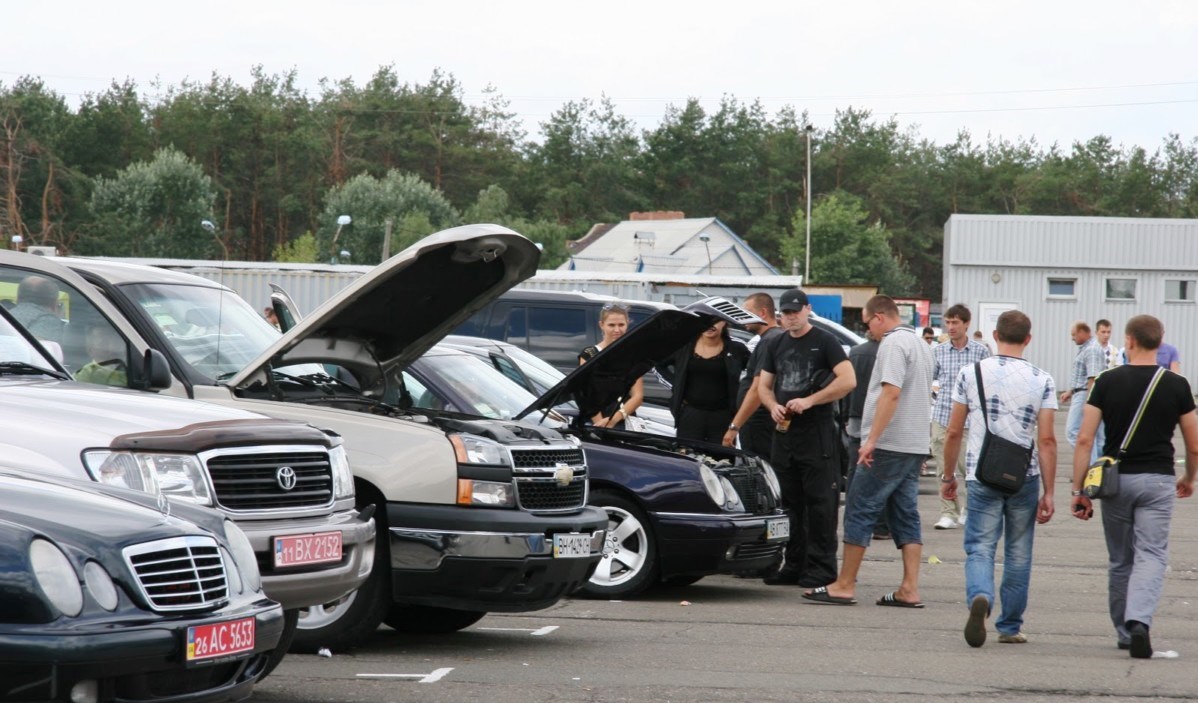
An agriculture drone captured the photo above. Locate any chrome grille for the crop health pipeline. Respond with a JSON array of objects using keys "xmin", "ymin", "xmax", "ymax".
[
  {"xmin": 509, "ymin": 445, "xmax": 588, "ymax": 512},
  {"xmin": 205, "ymin": 450, "xmax": 333, "ymax": 510},
  {"xmin": 726, "ymin": 467, "xmax": 777, "ymax": 514},
  {"xmin": 124, "ymin": 536, "xmax": 228, "ymax": 612},
  {"xmin": 510, "ymin": 448, "xmax": 584, "ymax": 470}
]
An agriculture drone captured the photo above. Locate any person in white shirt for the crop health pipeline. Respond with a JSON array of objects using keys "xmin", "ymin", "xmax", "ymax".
[{"xmin": 1096, "ymin": 319, "xmax": 1121, "ymax": 370}]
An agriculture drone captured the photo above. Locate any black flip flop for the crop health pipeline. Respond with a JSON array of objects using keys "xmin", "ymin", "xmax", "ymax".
[
  {"xmin": 802, "ymin": 586, "xmax": 857, "ymax": 605},
  {"xmin": 876, "ymin": 591, "xmax": 924, "ymax": 608}
]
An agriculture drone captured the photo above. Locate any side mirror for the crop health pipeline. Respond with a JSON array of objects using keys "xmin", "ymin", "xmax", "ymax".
[{"xmin": 141, "ymin": 348, "xmax": 173, "ymax": 391}]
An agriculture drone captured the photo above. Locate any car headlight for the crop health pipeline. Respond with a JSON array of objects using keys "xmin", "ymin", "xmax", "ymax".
[
  {"xmin": 698, "ymin": 465, "xmax": 726, "ymax": 506},
  {"xmin": 223, "ymin": 520, "xmax": 261, "ymax": 592},
  {"xmin": 30, "ymin": 539, "xmax": 83, "ymax": 616},
  {"xmin": 83, "ymin": 561, "xmax": 119, "ymax": 611},
  {"xmin": 760, "ymin": 460, "xmax": 782, "ymax": 500},
  {"xmin": 82, "ymin": 450, "xmax": 212, "ymax": 505},
  {"xmin": 456, "ymin": 479, "xmax": 516, "ymax": 508},
  {"xmin": 448, "ymin": 434, "xmax": 510, "ymax": 466},
  {"xmin": 719, "ymin": 476, "xmax": 745, "ymax": 512},
  {"xmin": 329, "ymin": 445, "xmax": 355, "ymax": 500}
]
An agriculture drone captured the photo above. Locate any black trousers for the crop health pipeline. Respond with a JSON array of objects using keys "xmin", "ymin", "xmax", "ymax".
[
  {"xmin": 677, "ymin": 405, "xmax": 734, "ymax": 444},
  {"xmin": 771, "ymin": 418, "xmax": 841, "ymax": 586},
  {"xmin": 740, "ymin": 412, "xmax": 774, "ymax": 457}
]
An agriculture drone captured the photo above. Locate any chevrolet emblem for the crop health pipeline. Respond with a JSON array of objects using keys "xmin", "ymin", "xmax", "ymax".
[{"xmin": 553, "ymin": 463, "xmax": 574, "ymax": 487}]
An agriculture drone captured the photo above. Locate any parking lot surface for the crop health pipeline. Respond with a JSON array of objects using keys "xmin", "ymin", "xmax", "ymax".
[{"xmin": 257, "ymin": 413, "xmax": 1198, "ymax": 702}]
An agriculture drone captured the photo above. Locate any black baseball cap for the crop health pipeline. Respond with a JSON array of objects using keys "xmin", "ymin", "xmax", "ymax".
[{"xmin": 779, "ymin": 288, "xmax": 810, "ymax": 312}]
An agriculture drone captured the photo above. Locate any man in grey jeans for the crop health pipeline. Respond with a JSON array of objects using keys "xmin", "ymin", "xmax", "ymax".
[{"xmin": 1071, "ymin": 314, "xmax": 1198, "ymax": 658}]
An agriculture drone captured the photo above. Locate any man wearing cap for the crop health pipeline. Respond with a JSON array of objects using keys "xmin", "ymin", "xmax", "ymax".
[{"xmin": 757, "ymin": 288, "xmax": 856, "ymax": 587}]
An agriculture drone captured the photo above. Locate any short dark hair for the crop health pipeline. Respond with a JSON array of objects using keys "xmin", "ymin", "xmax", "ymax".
[
  {"xmin": 17, "ymin": 276, "xmax": 59, "ymax": 308},
  {"xmin": 1125, "ymin": 315, "xmax": 1163, "ymax": 351},
  {"xmin": 944, "ymin": 304, "xmax": 971, "ymax": 324},
  {"xmin": 863, "ymin": 295, "xmax": 899, "ymax": 318},
  {"xmin": 995, "ymin": 310, "xmax": 1031, "ymax": 344},
  {"xmin": 922, "ymin": 327, "xmax": 935, "ymax": 336},
  {"xmin": 744, "ymin": 292, "xmax": 776, "ymax": 318},
  {"xmin": 1096, "ymin": 319, "xmax": 1112, "ymax": 330}
]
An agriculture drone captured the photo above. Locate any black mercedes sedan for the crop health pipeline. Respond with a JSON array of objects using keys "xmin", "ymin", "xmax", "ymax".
[{"xmin": 0, "ymin": 468, "xmax": 284, "ymax": 703}]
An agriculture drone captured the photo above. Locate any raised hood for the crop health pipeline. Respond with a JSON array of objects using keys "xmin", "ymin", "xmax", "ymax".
[
  {"xmin": 518, "ymin": 297, "xmax": 762, "ymax": 424},
  {"xmin": 230, "ymin": 224, "xmax": 540, "ymax": 389}
]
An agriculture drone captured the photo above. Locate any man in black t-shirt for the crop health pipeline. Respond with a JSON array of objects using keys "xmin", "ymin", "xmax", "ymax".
[
  {"xmin": 757, "ymin": 288, "xmax": 856, "ymax": 587},
  {"xmin": 723, "ymin": 292, "xmax": 783, "ymax": 455},
  {"xmin": 1071, "ymin": 314, "xmax": 1198, "ymax": 659}
]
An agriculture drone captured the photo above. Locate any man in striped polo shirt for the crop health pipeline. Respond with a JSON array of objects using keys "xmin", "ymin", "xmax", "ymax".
[
  {"xmin": 1062, "ymin": 321, "xmax": 1106, "ymax": 462},
  {"xmin": 931, "ymin": 304, "xmax": 991, "ymax": 530}
]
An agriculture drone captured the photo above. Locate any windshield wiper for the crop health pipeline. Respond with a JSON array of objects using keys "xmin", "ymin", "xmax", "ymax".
[{"xmin": 0, "ymin": 361, "xmax": 70, "ymax": 379}]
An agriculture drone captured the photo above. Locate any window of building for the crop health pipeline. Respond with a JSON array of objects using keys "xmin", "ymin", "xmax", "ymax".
[
  {"xmin": 1046, "ymin": 277, "xmax": 1077, "ymax": 298},
  {"xmin": 1104, "ymin": 278, "xmax": 1137, "ymax": 301},
  {"xmin": 1165, "ymin": 279, "xmax": 1196, "ymax": 303}
]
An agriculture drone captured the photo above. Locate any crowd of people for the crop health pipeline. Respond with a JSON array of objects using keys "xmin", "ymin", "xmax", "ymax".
[{"xmin": 578, "ymin": 289, "xmax": 1197, "ymax": 659}]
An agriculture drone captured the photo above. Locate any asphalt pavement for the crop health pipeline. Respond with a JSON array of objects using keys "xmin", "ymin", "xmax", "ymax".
[{"xmin": 258, "ymin": 409, "xmax": 1198, "ymax": 702}]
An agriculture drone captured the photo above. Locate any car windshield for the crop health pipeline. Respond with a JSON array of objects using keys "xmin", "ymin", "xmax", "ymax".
[
  {"xmin": 121, "ymin": 282, "xmax": 281, "ymax": 380},
  {"xmin": 0, "ymin": 312, "xmax": 62, "ymax": 372},
  {"xmin": 412, "ymin": 353, "xmax": 539, "ymax": 420},
  {"xmin": 500, "ymin": 344, "xmax": 565, "ymax": 395}
]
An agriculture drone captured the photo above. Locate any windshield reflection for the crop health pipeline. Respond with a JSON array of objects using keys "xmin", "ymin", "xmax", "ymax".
[
  {"xmin": 412, "ymin": 353, "xmax": 540, "ymax": 420},
  {"xmin": 123, "ymin": 283, "xmax": 280, "ymax": 380}
]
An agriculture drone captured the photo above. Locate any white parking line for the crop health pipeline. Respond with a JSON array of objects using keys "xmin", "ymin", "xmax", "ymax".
[
  {"xmin": 357, "ymin": 668, "xmax": 453, "ymax": 683},
  {"xmin": 474, "ymin": 625, "xmax": 559, "ymax": 636}
]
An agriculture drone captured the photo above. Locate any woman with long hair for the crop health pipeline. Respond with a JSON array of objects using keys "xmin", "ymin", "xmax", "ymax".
[{"xmin": 660, "ymin": 320, "xmax": 749, "ymax": 443}]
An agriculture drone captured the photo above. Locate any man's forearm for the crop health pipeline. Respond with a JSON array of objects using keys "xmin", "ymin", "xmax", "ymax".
[
  {"xmin": 866, "ymin": 388, "xmax": 900, "ymax": 444},
  {"xmin": 731, "ymin": 378, "xmax": 763, "ymax": 427}
]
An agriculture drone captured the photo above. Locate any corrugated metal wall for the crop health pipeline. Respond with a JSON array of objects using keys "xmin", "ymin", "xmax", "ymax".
[{"xmin": 945, "ymin": 215, "xmax": 1198, "ymax": 391}]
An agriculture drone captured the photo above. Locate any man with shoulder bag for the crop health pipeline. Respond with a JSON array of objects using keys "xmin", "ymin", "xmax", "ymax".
[
  {"xmin": 941, "ymin": 310, "xmax": 1058, "ymax": 648},
  {"xmin": 1071, "ymin": 315, "xmax": 1198, "ymax": 659}
]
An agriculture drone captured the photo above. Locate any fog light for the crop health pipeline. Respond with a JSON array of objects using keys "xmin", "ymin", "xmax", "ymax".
[
  {"xmin": 70, "ymin": 680, "xmax": 98, "ymax": 703},
  {"xmin": 725, "ymin": 547, "xmax": 737, "ymax": 560}
]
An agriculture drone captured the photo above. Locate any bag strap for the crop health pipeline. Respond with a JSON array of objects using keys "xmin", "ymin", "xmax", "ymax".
[
  {"xmin": 1116, "ymin": 367, "xmax": 1166, "ymax": 456},
  {"xmin": 974, "ymin": 362, "xmax": 991, "ymax": 431}
]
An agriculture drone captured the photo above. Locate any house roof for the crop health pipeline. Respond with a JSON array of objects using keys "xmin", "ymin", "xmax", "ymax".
[{"xmin": 560, "ymin": 217, "xmax": 778, "ymax": 275}]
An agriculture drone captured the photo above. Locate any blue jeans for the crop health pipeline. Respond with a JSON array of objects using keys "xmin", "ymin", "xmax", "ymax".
[
  {"xmin": 1066, "ymin": 389, "xmax": 1103, "ymax": 462},
  {"xmin": 842, "ymin": 449, "xmax": 923, "ymax": 548},
  {"xmin": 963, "ymin": 478, "xmax": 1040, "ymax": 636}
]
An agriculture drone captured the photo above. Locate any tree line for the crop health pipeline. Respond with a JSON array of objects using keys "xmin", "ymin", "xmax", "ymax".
[{"xmin": 2, "ymin": 66, "xmax": 1196, "ymax": 300}]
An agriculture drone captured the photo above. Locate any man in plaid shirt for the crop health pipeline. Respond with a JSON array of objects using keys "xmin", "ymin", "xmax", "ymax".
[
  {"xmin": 930, "ymin": 304, "xmax": 991, "ymax": 530},
  {"xmin": 1062, "ymin": 321, "xmax": 1107, "ymax": 462}
]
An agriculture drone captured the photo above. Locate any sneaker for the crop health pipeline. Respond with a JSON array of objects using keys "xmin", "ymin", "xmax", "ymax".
[
  {"xmin": 998, "ymin": 632, "xmax": 1028, "ymax": 644},
  {"xmin": 958, "ymin": 511, "xmax": 968, "ymax": 526},
  {"xmin": 1127, "ymin": 620, "xmax": 1153, "ymax": 659},
  {"xmin": 964, "ymin": 595, "xmax": 989, "ymax": 647},
  {"xmin": 934, "ymin": 516, "xmax": 959, "ymax": 530}
]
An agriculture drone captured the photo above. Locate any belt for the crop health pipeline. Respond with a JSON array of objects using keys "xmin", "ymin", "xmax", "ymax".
[{"xmin": 1072, "ymin": 387, "xmax": 1087, "ymax": 393}]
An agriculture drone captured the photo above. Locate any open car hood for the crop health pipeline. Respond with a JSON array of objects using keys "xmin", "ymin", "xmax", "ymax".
[
  {"xmin": 230, "ymin": 224, "xmax": 540, "ymax": 389},
  {"xmin": 517, "ymin": 297, "xmax": 762, "ymax": 424}
]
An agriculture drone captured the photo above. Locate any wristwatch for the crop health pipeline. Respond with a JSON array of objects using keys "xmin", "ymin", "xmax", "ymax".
[
  {"xmin": 1070, "ymin": 489, "xmax": 1084, "ymax": 496},
  {"xmin": 727, "ymin": 423, "xmax": 739, "ymax": 432},
  {"xmin": 940, "ymin": 475, "xmax": 956, "ymax": 483}
]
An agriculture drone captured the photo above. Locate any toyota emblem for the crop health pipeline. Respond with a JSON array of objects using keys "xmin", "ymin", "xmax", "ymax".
[{"xmin": 276, "ymin": 466, "xmax": 298, "ymax": 491}]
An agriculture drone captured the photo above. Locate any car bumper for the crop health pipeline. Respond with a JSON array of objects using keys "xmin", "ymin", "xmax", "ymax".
[
  {"xmin": 654, "ymin": 509, "xmax": 789, "ymax": 577},
  {"xmin": 0, "ymin": 600, "xmax": 283, "ymax": 703},
  {"xmin": 387, "ymin": 502, "xmax": 608, "ymax": 612},
  {"xmin": 245, "ymin": 510, "xmax": 376, "ymax": 611}
]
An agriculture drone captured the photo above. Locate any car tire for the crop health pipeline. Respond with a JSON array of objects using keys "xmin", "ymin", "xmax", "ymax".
[
  {"xmin": 578, "ymin": 490, "xmax": 658, "ymax": 599},
  {"xmin": 289, "ymin": 499, "xmax": 390, "ymax": 654},
  {"xmin": 384, "ymin": 605, "xmax": 486, "ymax": 634},
  {"xmin": 258, "ymin": 609, "xmax": 298, "ymax": 680}
]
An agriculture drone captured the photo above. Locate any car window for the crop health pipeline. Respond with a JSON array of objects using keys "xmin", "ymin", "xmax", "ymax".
[
  {"xmin": 490, "ymin": 353, "xmax": 529, "ymax": 391},
  {"xmin": 401, "ymin": 371, "xmax": 451, "ymax": 412},
  {"xmin": 504, "ymin": 305, "xmax": 528, "ymax": 346},
  {"xmin": 527, "ymin": 306, "xmax": 587, "ymax": 359},
  {"xmin": 0, "ymin": 266, "xmax": 135, "ymax": 388}
]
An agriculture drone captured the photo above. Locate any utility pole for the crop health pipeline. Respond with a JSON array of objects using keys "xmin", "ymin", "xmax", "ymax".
[
  {"xmin": 804, "ymin": 124, "xmax": 814, "ymax": 285},
  {"xmin": 382, "ymin": 218, "xmax": 394, "ymax": 260}
]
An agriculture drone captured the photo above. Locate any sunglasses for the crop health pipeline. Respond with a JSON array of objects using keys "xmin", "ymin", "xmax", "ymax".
[{"xmin": 601, "ymin": 302, "xmax": 630, "ymax": 312}]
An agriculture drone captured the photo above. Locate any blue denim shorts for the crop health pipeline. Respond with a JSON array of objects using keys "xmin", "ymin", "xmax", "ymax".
[{"xmin": 842, "ymin": 449, "xmax": 924, "ymax": 548}]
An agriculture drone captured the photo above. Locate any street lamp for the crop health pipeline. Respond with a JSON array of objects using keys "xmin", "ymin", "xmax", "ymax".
[
  {"xmin": 803, "ymin": 124, "xmax": 814, "ymax": 285},
  {"xmin": 332, "ymin": 214, "xmax": 352, "ymax": 244},
  {"xmin": 699, "ymin": 233, "xmax": 713, "ymax": 274},
  {"xmin": 200, "ymin": 220, "xmax": 228, "ymax": 260}
]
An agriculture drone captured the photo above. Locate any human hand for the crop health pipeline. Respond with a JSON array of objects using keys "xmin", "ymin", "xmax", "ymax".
[
  {"xmin": 721, "ymin": 430, "xmax": 737, "ymax": 447},
  {"xmin": 789, "ymin": 397, "xmax": 814, "ymax": 415},
  {"xmin": 857, "ymin": 440, "xmax": 875, "ymax": 468},
  {"xmin": 1037, "ymin": 495, "xmax": 1055, "ymax": 524},
  {"xmin": 1060, "ymin": 390, "xmax": 1073, "ymax": 404},
  {"xmin": 1177, "ymin": 478, "xmax": 1195, "ymax": 498},
  {"xmin": 939, "ymin": 476, "xmax": 957, "ymax": 501},
  {"xmin": 770, "ymin": 404, "xmax": 789, "ymax": 423},
  {"xmin": 1070, "ymin": 496, "xmax": 1093, "ymax": 520}
]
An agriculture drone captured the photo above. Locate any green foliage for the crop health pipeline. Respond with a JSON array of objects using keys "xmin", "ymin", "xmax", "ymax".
[
  {"xmin": 272, "ymin": 231, "xmax": 320, "ymax": 263},
  {"xmin": 84, "ymin": 147, "xmax": 217, "ymax": 258},
  {"xmin": 319, "ymin": 170, "xmax": 458, "ymax": 264},
  {"xmin": 783, "ymin": 192, "xmax": 915, "ymax": 294}
]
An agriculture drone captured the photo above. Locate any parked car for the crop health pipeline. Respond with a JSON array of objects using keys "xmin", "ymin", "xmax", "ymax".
[
  {"xmin": 440, "ymin": 334, "xmax": 675, "ymax": 435},
  {"xmin": 47, "ymin": 225, "xmax": 607, "ymax": 649},
  {"xmin": 454, "ymin": 289, "xmax": 677, "ymax": 404},
  {"xmin": 405, "ymin": 299, "xmax": 790, "ymax": 598},
  {"xmin": 0, "ymin": 467, "xmax": 283, "ymax": 702},
  {"xmin": 0, "ymin": 304, "xmax": 373, "ymax": 674}
]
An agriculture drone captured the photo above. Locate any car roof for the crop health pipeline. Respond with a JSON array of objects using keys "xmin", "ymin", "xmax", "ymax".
[
  {"xmin": 499, "ymin": 288, "xmax": 674, "ymax": 310},
  {"xmin": 58, "ymin": 256, "xmax": 229, "ymax": 289}
]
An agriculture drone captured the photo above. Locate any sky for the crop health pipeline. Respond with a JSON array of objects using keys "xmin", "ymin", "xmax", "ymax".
[{"xmin": 4, "ymin": 0, "xmax": 1197, "ymax": 151}]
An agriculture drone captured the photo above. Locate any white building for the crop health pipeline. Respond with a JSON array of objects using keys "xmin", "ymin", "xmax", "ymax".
[
  {"xmin": 943, "ymin": 214, "xmax": 1198, "ymax": 390},
  {"xmin": 562, "ymin": 216, "xmax": 778, "ymax": 276}
]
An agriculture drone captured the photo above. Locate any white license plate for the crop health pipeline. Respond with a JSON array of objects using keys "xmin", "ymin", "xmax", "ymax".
[
  {"xmin": 186, "ymin": 617, "xmax": 255, "ymax": 663},
  {"xmin": 274, "ymin": 531, "xmax": 343, "ymax": 568},
  {"xmin": 766, "ymin": 517, "xmax": 790, "ymax": 541},
  {"xmin": 552, "ymin": 532, "xmax": 592, "ymax": 558}
]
